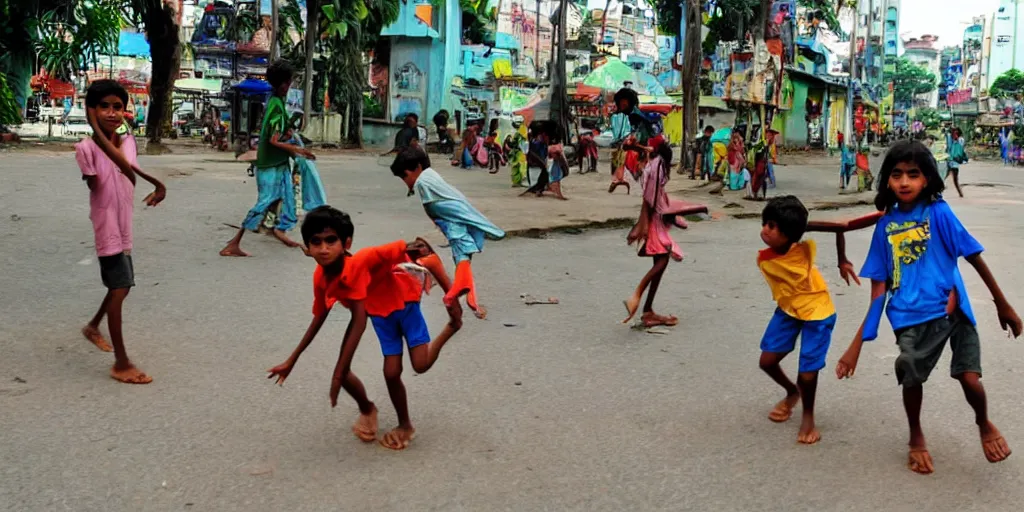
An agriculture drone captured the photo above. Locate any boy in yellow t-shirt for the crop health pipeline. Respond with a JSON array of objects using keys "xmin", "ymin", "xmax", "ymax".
[{"xmin": 757, "ymin": 196, "xmax": 881, "ymax": 445}]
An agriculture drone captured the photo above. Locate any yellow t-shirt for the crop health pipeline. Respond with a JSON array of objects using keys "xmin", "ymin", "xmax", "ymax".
[{"xmin": 757, "ymin": 240, "xmax": 835, "ymax": 321}]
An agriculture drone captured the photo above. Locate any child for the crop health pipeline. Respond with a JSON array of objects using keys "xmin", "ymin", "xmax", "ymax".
[
  {"xmin": 484, "ymin": 129, "xmax": 505, "ymax": 174},
  {"xmin": 623, "ymin": 136, "xmax": 707, "ymax": 327},
  {"xmin": 756, "ymin": 195, "xmax": 881, "ymax": 444},
  {"xmin": 727, "ymin": 132, "xmax": 751, "ymax": 194},
  {"xmin": 836, "ymin": 140, "xmax": 1023, "ymax": 474},
  {"xmin": 522, "ymin": 121, "xmax": 552, "ymax": 195},
  {"xmin": 266, "ymin": 206, "xmax": 460, "ymax": 448},
  {"xmin": 221, "ymin": 60, "xmax": 315, "ymax": 257},
  {"xmin": 692, "ymin": 125, "xmax": 715, "ymax": 181},
  {"xmin": 524, "ymin": 127, "xmax": 569, "ymax": 200},
  {"xmin": 946, "ymin": 127, "xmax": 967, "ymax": 198},
  {"xmin": 392, "ymin": 148, "xmax": 505, "ymax": 319},
  {"xmin": 77, "ymin": 79, "xmax": 167, "ymax": 384},
  {"xmin": 503, "ymin": 116, "xmax": 528, "ymax": 186}
]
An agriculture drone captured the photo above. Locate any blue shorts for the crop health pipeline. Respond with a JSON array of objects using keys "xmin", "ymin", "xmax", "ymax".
[
  {"xmin": 760, "ymin": 308, "xmax": 837, "ymax": 373},
  {"xmin": 369, "ymin": 302, "xmax": 431, "ymax": 357}
]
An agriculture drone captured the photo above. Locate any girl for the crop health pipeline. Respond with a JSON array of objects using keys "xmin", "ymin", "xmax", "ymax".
[
  {"xmin": 484, "ymin": 129, "xmax": 506, "ymax": 174},
  {"xmin": 835, "ymin": 140, "xmax": 1023, "ymax": 475},
  {"xmin": 504, "ymin": 116, "xmax": 528, "ymax": 186},
  {"xmin": 521, "ymin": 122, "xmax": 549, "ymax": 196},
  {"xmin": 623, "ymin": 136, "xmax": 707, "ymax": 327},
  {"xmin": 727, "ymin": 132, "xmax": 751, "ymax": 194},
  {"xmin": 946, "ymin": 127, "xmax": 967, "ymax": 197},
  {"xmin": 522, "ymin": 122, "xmax": 568, "ymax": 200}
]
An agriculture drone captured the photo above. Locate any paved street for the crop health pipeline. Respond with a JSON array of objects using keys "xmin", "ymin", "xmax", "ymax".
[{"xmin": 3, "ymin": 145, "xmax": 1024, "ymax": 511}]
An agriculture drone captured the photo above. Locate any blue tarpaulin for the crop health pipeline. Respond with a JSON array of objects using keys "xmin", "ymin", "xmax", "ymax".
[
  {"xmin": 233, "ymin": 78, "xmax": 272, "ymax": 94},
  {"xmin": 118, "ymin": 31, "xmax": 150, "ymax": 58}
]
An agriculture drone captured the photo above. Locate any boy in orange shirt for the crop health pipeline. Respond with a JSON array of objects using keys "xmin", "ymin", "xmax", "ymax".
[
  {"xmin": 267, "ymin": 206, "xmax": 461, "ymax": 449},
  {"xmin": 757, "ymin": 196, "xmax": 881, "ymax": 444}
]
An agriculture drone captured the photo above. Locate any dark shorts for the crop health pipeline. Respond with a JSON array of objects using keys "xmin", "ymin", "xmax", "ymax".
[
  {"xmin": 99, "ymin": 252, "xmax": 135, "ymax": 290},
  {"xmin": 894, "ymin": 311, "xmax": 981, "ymax": 387},
  {"xmin": 369, "ymin": 302, "xmax": 430, "ymax": 357}
]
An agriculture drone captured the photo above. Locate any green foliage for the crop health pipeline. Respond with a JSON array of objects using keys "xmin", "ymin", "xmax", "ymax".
[
  {"xmin": 0, "ymin": 72, "xmax": 21, "ymax": 125},
  {"xmin": 915, "ymin": 107, "xmax": 942, "ymax": 131},
  {"xmin": 797, "ymin": 0, "xmax": 844, "ymax": 39},
  {"xmin": 893, "ymin": 58, "xmax": 937, "ymax": 104},
  {"xmin": 702, "ymin": 0, "xmax": 759, "ymax": 55},
  {"xmin": 653, "ymin": 0, "xmax": 681, "ymax": 37},
  {"xmin": 461, "ymin": 0, "xmax": 496, "ymax": 45},
  {"xmin": 990, "ymin": 69, "xmax": 1024, "ymax": 99},
  {"xmin": 30, "ymin": 0, "xmax": 124, "ymax": 81},
  {"xmin": 363, "ymin": 93, "xmax": 384, "ymax": 118}
]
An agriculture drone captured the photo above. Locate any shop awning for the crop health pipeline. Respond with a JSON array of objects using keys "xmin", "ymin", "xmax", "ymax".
[
  {"xmin": 174, "ymin": 78, "xmax": 223, "ymax": 93},
  {"xmin": 118, "ymin": 30, "xmax": 150, "ymax": 58}
]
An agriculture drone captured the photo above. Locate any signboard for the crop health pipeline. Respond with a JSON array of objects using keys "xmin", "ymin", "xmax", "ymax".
[{"xmin": 947, "ymin": 88, "xmax": 973, "ymax": 106}]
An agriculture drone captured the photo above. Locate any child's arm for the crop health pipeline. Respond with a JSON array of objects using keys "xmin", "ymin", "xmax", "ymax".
[
  {"xmin": 329, "ymin": 301, "xmax": 368, "ymax": 407},
  {"xmin": 805, "ymin": 211, "xmax": 884, "ymax": 234},
  {"xmin": 965, "ymin": 254, "xmax": 1024, "ymax": 337},
  {"xmin": 836, "ymin": 279, "xmax": 888, "ymax": 379},
  {"xmin": 86, "ymin": 106, "xmax": 136, "ymax": 186},
  {"xmin": 267, "ymin": 310, "xmax": 331, "ymax": 385},
  {"xmin": 133, "ymin": 166, "xmax": 167, "ymax": 207},
  {"xmin": 268, "ymin": 132, "xmax": 316, "ymax": 160}
]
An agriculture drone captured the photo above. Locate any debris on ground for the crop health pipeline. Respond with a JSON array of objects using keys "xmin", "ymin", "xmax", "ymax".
[{"xmin": 521, "ymin": 294, "xmax": 558, "ymax": 305}]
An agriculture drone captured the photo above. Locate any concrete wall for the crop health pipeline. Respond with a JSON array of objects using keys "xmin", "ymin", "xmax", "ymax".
[
  {"xmin": 389, "ymin": 39, "xmax": 433, "ymax": 123},
  {"xmin": 782, "ymin": 79, "xmax": 810, "ymax": 146}
]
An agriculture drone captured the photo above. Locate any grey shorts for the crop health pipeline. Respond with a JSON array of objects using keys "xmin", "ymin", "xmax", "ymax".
[
  {"xmin": 894, "ymin": 311, "xmax": 981, "ymax": 387},
  {"xmin": 98, "ymin": 252, "xmax": 135, "ymax": 290}
]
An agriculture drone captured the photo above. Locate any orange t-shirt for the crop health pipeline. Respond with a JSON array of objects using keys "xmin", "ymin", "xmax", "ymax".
[{"xmin": 311, "ymin": 241, "xmax": 422, "ymax": 318}]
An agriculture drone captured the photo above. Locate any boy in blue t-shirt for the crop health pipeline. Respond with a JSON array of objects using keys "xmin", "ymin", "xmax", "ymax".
[{"xmin": 836, "ymin": 140, "xmax": 1023, "ymax": 474}]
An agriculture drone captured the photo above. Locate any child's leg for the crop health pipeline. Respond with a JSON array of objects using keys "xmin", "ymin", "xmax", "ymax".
[
  {"xmin": 793, "ymin": 314, "xmax": 834, "ymax": 444},
  {"xmin": 759, "ymin": 310, "xmax": 802, "ymax": 422},
  {"xmin": 623, "ymin": 255, "xmax": 669, "ymax": 324},
  {"xmin": 82, "ymin": 290, "xmax": 114, "ymax": 352},
  {"xmin": 949, "ymin": 319, "xmax": 1011, "ymax": 463},
  {"xmin": 894, "ymin": 318, "xmax": 954, "ymax": 473},
  {"xmin": 951, "ymin": 168, "xmax": 964, "ymax": 197},
  {"xmin": 381, "ymin": 354, "xmax": 415, "ymax": 450},
  {"xmin": 550, "ymin": 181, "xmax": 567, "ymax": 200},
  {"xmin": 220, "ymin": 228, "xmax": 250, "ymax": 257},
  {"xmin": 106, "ymin": 287, "xmax": 150, "ymax": 384},
  {"xmin": 639, "ymin": 255, "xmax": 675, "ymax": 326}
]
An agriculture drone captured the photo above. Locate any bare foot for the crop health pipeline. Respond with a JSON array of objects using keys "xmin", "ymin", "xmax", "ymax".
[
  {"xmin": 472, "ymin": 304, "xmax": 487, "ymax": 320},
  {"xmin": 768, "ymin": 393, "xmax": 800, "ymax": 422},
  {"xmin": 379, "ymin": 426, "xmax": 416, "ymax": 450},
  {"xmin": 272, "ymin": 229, "xmax": 302, "ymax": 248},
  {"xmin": 981, "ymin": 422, "xmax": 1012, "ymax": 463},
  {"xmin": 82, "ymin": 325, "xmax": 113, "ymax": 352},
  {"xmin": 110, "ymin": 364, "xmax": 153, "ymax": 384},
  {"xmin": 352, "ymin": 407, "xmax": 378, "ymax": 442},
  {"xmin": 907, "ymin": 446, "xmax": 934, "ymax": 474},
  {"xmin": 797, "ymin": 415, "xmax": 821, "ymax": 444},
  {"xmin": 622, "ymin": 294, "xmax": 641, "ymax": 324},
  {"xmin": 219, "ymin": 244, "xmax": 250, "ymax": 257}
]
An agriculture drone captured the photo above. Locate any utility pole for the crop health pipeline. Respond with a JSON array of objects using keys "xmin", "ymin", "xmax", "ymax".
[
  {"xmin": 550, "ymin": 0, "xmax": 570, "ymax": 139},
  {"xmin": 845, "ymin": 4, "xmax": 858, "ymax": 146},
  {"xmin": 536, "ymin": 0, "xmax": 542, "ymax": 80},
  {"xmin": 270, "ymin": 0, "xmax": 280, "ymax": 61},
  {"xmin": 865, "ymin": 0, "xmax": 874, "ymax": 85},
  {"xmin": 302, "ymin": 0, "xmax": 319, "ymax": 132}
]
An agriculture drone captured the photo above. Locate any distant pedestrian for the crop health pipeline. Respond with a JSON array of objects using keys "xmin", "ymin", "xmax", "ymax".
[
  {"xmin": 836, "ymin": 140, "xmax": 1023, "ymax": 474},
  {"xmin": 77, "ymin": 79, "xmax": 167, "ymax": 384},
  {"xmin": 945, "ymin": 127, "xmax": 967, "ymax": 198}
]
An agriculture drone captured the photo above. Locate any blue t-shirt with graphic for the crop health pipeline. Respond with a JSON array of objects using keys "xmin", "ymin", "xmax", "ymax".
[{"xmin": 860, "ymin": 198, "xmax": 983, "ymax": 332}]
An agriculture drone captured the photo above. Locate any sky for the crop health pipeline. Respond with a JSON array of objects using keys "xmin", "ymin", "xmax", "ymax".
[{"xmin": 899, "ymin": 0, "xmax": 999, "ymax": 47}]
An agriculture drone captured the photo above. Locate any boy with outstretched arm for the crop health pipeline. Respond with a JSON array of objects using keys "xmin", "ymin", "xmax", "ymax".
[
  {"xmin": 77, "ymin": 79, "xmax": 167, "ymax": 384},
  {"xmin": 266, "ymin": 206, "xmax": 461, "ymax": 448},
  {"xmin": 757, "ymin": 196, "xmax": 881, "ymax": 443}
]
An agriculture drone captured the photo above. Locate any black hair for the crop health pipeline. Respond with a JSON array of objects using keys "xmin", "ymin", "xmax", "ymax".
[
  {"xmin": 613, "ymin": 88, "xmax": 638, "ymax": 111},
  {"xmin": 416, "ymin": 146, "xmax": 431, "ymax": 169},
  {"xmin": 406, "ymin": 112, "xmax": 419, "ymax": 121},
  {"xmin": 85, "ymin": 79, "xmax": 128, "ymax": 108},
  {"xmin": 390, "ymin": 146, "xmax": 423, "ymax": 177},
  {"xmin": 873, "ymin": 140, "xmax": 944, "ymax": 212},
  {"xmin": 656, "ymin": 141, "xmax": 673, "ymax": 170},
  {"xmin": 301, "ymin": 206, "xmax": 354, "ymax": 246},
  {"xmin": 266, "ymin": 60, "xmax": 295, "ymax": 88},
  {"xmin": 762, "ymin": 195, "xmax": 809, "ymax": 244},
  {"xmin": 704, "ymin": 125, "xmax": 715, "ymax": 133}
]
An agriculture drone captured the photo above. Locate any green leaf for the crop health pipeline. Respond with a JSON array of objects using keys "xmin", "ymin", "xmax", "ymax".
[{"xmin": 354, "ymin": 0, "xmax": 369, "ymax": 20}]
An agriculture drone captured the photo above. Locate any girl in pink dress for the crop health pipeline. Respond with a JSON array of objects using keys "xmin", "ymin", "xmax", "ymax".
[{"xmin": 623, "ymin": 136, "xmax": 708, "ymax": 327}]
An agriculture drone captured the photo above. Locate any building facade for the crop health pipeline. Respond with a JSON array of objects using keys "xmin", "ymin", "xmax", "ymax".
[{"xmin": 903, "ymin": 35, "xmax": 942, "ymax": 108}]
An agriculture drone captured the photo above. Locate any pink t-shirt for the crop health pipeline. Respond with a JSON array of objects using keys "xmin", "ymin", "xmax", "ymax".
[{"xmin": 76, "ymin": 136, "xmax": 137, "ymax": 257}]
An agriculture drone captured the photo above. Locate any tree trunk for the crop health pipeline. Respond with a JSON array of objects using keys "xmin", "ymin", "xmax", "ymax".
[
  {"xmin": 354, "ymin": 100, "xmax": 364, "ymax": 149},
  {"xmin": 752, "ymin": 0, "xmax": 772, "ymax": 41},
  {"xmin": 677, "ymin": 0, "xmax": 701, "ymax": 174},
  {"xmin": 302, "ymin": 0, "xmax": 319, "ymax": 132},
  {"xmin": 145, "ymin": 0, "xmax": 182, "ymax": 147},
  {"xmin": 270, "ymin": 0, "xmax": 280, "ymax": 61},
  {"xmin": 550, "ymin": 0, "xmax": 569, "ymax": 140}
]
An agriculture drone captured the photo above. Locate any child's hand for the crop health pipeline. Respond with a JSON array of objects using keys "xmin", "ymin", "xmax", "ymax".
[
  {"xmin": 299, "ymin": 149, "xmax": 316, "ymax": 160},
  {"xmin": 835, "ymin": 352, "xmax": 858, "ymax": 379},
  {"xmin": 267, "ymin": 361, "xmax": 294, "ymax": 385},
  {"xmin": 839, "ymin": 260, "xmax": 861, "ymax": 286},
  {"xmin": 995, "ymin": 300, "xmax": 1024, "ymax": 338},
  {"xmin": 408, "ymin": 237, "xmax": 434, "ymax": 259},
  {"xmin": 143, "ymin": 183, "xmax": 166, "ymax": 207}
]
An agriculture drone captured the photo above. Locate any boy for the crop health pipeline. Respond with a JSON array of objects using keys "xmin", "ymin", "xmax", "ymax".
[
  {"xmin": 77, "ymin": 79, "xmax": 167, "ymax": 384},
  {"xmin": 757, "ymin": 196, "xmax": 880, "ymax": 443},
  {"xmin": 221, "ymin": 60, "xmax": 315, "ymax": 257},
  {"xmin": 266, "ymin": 206, "xmax": 461, "ymax": 449},
  {"xmin": 392, "ymin": 148, "xmax": 505, "ymax": 319},
  {"xmin": 691, "ymin": 125, "xmax": 715, "ymax": 180}
]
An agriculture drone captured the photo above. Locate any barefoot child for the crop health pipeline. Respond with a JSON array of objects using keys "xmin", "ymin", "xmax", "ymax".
[
  {"xmin": 221, "ymin": 60, "xmax": 316, "ymax": 257},
  {"xmin": 835, "ymin": 140, "xmax": 1023, "ymax": 474},
  {"xmin": 77, "ymin": 79, "xmax": 167, "ymax": 384},
  {"xmin": 756, "ymin": 195, "xmax": 881, "ymax": 444},
  {"xmin": 266, "ymin": 207, "xmax": 459, "ymax": 446},
  {"xmin": 623, "ymin": 136, "xmax": 707, "ymax": 327},
  {"xmin": 392, "ymin": 148, "xmax": 505, "ymax": 319}
]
